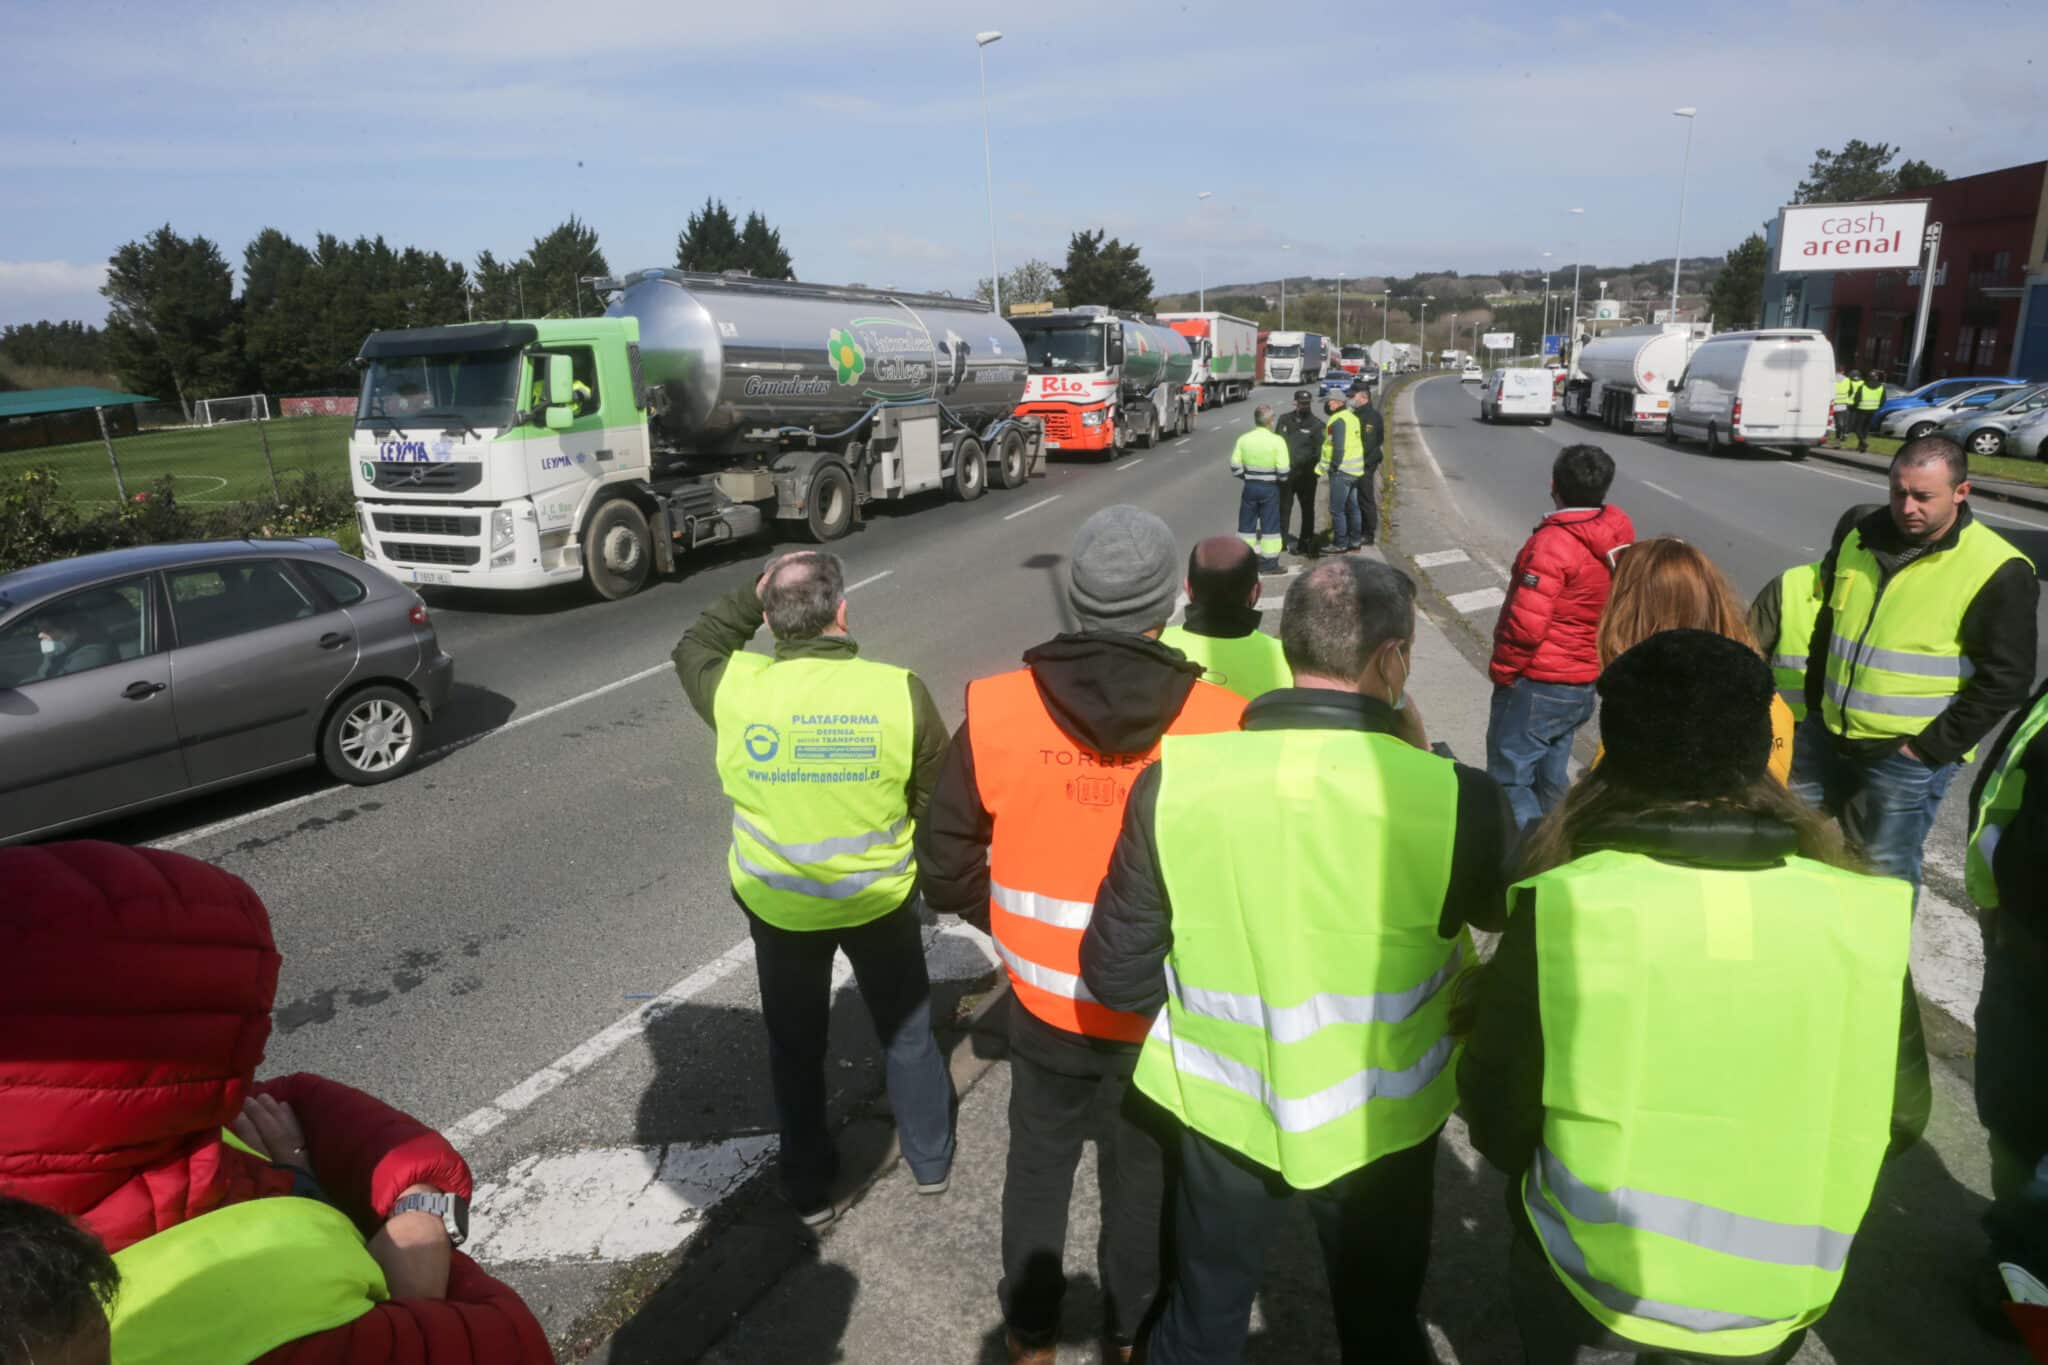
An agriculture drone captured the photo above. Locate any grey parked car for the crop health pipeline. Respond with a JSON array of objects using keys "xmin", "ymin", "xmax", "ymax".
[
  {"xmin": 1940, "ymin": 383, "xmax": 2048, "ymax": 458},
  {"xmin": 0, "ymin": 539, "xmax": 453, "ymax": 843}
]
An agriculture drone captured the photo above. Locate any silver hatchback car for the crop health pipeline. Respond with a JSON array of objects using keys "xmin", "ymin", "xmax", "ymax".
[{"xmin": 0, "ymin": 539, "xmax": 454, "ymax": 843}]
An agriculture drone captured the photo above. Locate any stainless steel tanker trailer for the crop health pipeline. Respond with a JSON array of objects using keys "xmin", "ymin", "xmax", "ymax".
[
  {"xmin": 347, "ymin": 269, "xmax": 1044, "ymax": 599},
  {"xmin": 1008, "ymin": 305, "xmax": 1197, "ymax": 456}
]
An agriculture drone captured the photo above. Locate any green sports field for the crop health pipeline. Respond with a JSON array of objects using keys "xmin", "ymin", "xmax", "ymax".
[{"xmin": 11, "ymin": 415, "xmax": 356, "ymax": 504}]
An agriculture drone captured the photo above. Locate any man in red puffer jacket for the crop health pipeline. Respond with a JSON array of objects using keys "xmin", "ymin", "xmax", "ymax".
[
  {"xmin": 1484, "ymin": 444, "xmax": 1634, "ymax": 827},
  {"xmin": 0, "ymin": 841, "xmax": 553, "ymax": 1365}
]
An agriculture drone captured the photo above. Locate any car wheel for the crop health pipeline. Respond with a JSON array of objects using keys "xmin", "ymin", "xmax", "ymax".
[
  {"xmin": 1705, "ymin": 424, "xmax": 1722, "ymax": 456},
  {"xmin": 948, "ymin": 436, "xmax": 986, "ymax": 501},
  {"xmin": 1664, "ymin": 420, "xmax": 1679, "ymax": 447},
  {"xmin": 1907, "ymin": 421, "xmax": 1937, "ymax": 440},
  {"xmin": 990, "ymin": 428, "xmax": 1030, "ymax": 488},
  {"xmin": 804, "ymin": 462, "xmax": 857, "ymax": 541},
  {"xmin": 582, "ymin": 498, "xmax": 652, "ymax": 601},
  {"xmin": 321, "ymin": 685, "xmax": 423, "ymax": 786},
  {"xmin": 1969, "ymin": 429, "xmax": 2006, "ymax": 458},
  {"xmin": 1541, "ymin": 416, "xmax": 1554, "ymax": 426}
]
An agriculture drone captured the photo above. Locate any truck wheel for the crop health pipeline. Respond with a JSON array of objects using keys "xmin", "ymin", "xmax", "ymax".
[
  {"xmin": 949, "ymin": 437, "xmax": 987, "ymax": 502},
  {"xmin": 583, "ymin": 499, "xmax": 652, "ymax": 600},
  {"xmin": 1664, "ymin": 420, "xmax": 1679, "ymax": 447},
  {"xmin": 1185, "ymin": 401, "xmax": 1198, "ymax": 432},
  {"xmin": 990, "ymin": 429, "xmax": 1029, "ymax": 488},
  {"xmin": 320, "ymin": 685, "xmax": 423, "ymax": 785},
  {"xmin": 1137, "ymin": 410, "xmax": 1156, "ymax": 449},
  {"xmin": 803, "ymin": 463, "xmax": 856, "ymax": 541}
]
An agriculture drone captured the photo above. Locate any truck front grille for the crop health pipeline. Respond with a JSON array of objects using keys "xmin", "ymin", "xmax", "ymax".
[
  {"xmin": 1037, "ymin": 409, "xmax": 1080, "ymax": 441},
  {"xmin": 372, "ymin": 512, "xmax": 481, "ymax": 537},
  {"xmin": 383, "ymin": 541, "xmax": 482, "ymax": 567},
  {"xmin": 363, "ymin": 462, "xmax": 484, "ymax": 493}
]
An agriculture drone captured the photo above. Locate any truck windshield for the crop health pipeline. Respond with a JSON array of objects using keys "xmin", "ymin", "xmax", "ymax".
[
  {"xmin": 357, "ymin": 349, "xmax": 521, "ymax": 429},
  {"xmin": 1341, "ymin": 346, "xmax": 1367, "ymax": 360},
  {"xmin": 1019, "ymin": 326, "xmax": 1104, "ymax": 372},
  {"xmin": 1267, "ymin": 344, "xmax": 1302, "ymax": 358}
]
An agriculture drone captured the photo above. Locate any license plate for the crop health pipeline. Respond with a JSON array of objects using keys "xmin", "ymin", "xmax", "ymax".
[
  {"xmin": 1044, "ymin": 440, "xmax": 1062, "ymax": 449},
  {"xmin": 409, "ymin": 568, "xmax": 452, "ymax": 585}
]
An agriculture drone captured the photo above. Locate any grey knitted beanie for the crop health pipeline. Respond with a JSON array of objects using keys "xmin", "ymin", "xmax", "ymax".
[{"xmin": 1068, "ymin": 505, "xmax": 1180, "ymax": 634}]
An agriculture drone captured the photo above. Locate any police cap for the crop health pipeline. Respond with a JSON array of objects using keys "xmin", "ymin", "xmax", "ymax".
[{"xmin": 1293, "ymin": 389, "xmax": 1312, "ymax": 402}]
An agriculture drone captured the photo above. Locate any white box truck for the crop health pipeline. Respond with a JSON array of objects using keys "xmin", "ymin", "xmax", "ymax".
[
  {"xmin": 1665, "ymin": 329, "xmax": 1836, "ymax": 457},
  {"xmin": 1159, "ymin": 312, "xmax": 1259, "ymax": 407},
  {"xmin": 1262, "ymin": 331, "xmax": 1327, "ymax": 385}
]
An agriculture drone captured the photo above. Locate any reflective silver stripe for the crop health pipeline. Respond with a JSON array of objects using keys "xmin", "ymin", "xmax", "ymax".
[
  {"xmin": 1238, "ymin": 469, "xmax": 1284, "ymax": 481},
  {"xmin": 733, "ymin": 847, "xmax": 912, "ymax": 900},
  {"xmin": 1776, "ymin": 689, "xmax": 1805, "ymax": 710},
  {"xmin": 1524, "ymin": 1166, "xmax": 1786, "ymax": 1335},
  {"xmin": 1823, "ymin": 677, "xmax": 1955, "ymax": 718},
  {"xmin": 1768, "ymin": 653, "xmax": 1807, "ymax": 672},
  {"xmin": 992, "ymin": 936, "xmax": 1101, "ymax": 1003},
  {"xmin": 732, "ymin": 813, "xmax": 909, "ymax": 865},
  {"xmin": 1537, "ymin": 1146, "xmax": 1854, "ymax": 1272},
  {"xmin": 1827, "ymin": 633, "xmax": 1974, "ymax": 678},
  {"xmin": 1162, "ymin": 944, "xmax": 1462, "ymax": 1045},
  {"xmin": 1148, "ymin": 1011, "xmax": 1454, "ymax": 1133},
  {"xmin": 989, "ymin": 880, "xmax": 1095, "ymax": 931}
]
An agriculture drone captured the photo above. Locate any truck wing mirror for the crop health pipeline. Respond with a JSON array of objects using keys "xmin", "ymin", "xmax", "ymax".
[
  {"xmin": 545, "ymin": 404, "xmax": 575, "ymax": 431},
  {"xmin": 546, "ymin": 354, "xmax": 575, "ymax": 405}
]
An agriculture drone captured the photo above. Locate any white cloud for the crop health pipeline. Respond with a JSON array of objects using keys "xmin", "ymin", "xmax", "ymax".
[{"xmin": 0, "ymin": 259, "xmax": 106, "ymax": 297}]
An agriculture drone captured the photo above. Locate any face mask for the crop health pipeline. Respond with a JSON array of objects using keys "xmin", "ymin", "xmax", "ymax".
[{"xmin": 39, "ymin": 637, "xmax": 63, "ymax": 658}]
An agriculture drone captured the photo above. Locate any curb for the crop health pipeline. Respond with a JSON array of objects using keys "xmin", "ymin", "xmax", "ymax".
[{"xmin": 1808, "ymin": 443, "xmax": 2048, "ymax": 515}]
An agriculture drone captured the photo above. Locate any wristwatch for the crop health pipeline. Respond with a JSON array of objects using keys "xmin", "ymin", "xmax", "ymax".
[{"xmin": 390, "ymin": 1190, "xmax": 470, "ymax": 1247}]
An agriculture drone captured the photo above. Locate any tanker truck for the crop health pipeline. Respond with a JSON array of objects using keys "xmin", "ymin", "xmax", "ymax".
[
  {"xmin": 1562, "ymin": 325, "xmax": 1702, "ymax": 434},
  {"xmin": 1008, "ymin": 305, "xmax": 1195, "ymax": 456},
  {"xmin": 347, "ymin": 270, "xmax": 1042, "ymax": 599}
]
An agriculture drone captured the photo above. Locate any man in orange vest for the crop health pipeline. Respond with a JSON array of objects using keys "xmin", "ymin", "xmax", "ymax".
[{"xmin": 920, "ymin": 505, "xmax": 1247, "ymax": 1365}]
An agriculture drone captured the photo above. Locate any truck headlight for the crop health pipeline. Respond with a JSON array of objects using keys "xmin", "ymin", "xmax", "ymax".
[
  {"xmin": 1082, "ymin": 409, "xmax": 1106, "ymax": 427},
  {"xmin": 491, "ymin": 508, "xmax": 515, "ymax": 550}
]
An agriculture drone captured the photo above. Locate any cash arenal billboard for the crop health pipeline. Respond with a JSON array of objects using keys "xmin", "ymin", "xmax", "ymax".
[{"xmin": 1775, "ymin": 200, "xmax": 1930, "ymax": 271}]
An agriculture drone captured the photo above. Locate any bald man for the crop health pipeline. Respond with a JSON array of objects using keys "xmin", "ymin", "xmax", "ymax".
[{"xmin": 1159, "ymin": 537, "xmax": 1294, "ymax": 700}]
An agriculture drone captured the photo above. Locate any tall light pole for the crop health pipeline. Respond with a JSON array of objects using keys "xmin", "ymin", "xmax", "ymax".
[
  {"xmin": 1194, "ymin": 190, "xmax": 1214, "ymax": 309},
  {"xmin": 974, "ymin": 31, "xmax": 1004, "ymax": 316},
  {"xmin": 1336, "ymin": 272, "xmax": 1345, "ymax": 350},
  {"xmin": 1540, "ymin": 251, "xmax": 1553, "ymax": 355},
  {"xmin": 1279, "ymin": 244, "xmax": 1292, "ymax": 328},
  {"xmin": 1669, "ymin": 107, "xmax": 1697, "ymax": 324},
  {"xmin": 1567, "ymin": 207, "xmax": 1585, "ymax": 373},
  {"xmin": 1419, "ymin": 295, "xmax": 1433, "ymax": 363}
]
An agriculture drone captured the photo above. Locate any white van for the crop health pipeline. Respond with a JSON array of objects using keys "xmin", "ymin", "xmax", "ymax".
[
  {"xmin": 1480, "ymin": 368, "xmax": 1554, "ymax": 425},
  {"xmin": 1665, "ymin": 329, "xmax": 1835, "ymax": 456}
]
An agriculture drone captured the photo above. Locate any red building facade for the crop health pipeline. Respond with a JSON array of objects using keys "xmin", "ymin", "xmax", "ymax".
[{"xmin": 1826, "ymin": 160, "xmax": 2048, "ymax": 383}]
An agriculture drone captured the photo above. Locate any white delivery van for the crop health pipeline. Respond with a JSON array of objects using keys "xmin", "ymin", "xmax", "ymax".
[
  {"xmin": 1480, "ymin": 368, "xmax": 1555, "ymax": 425},
  {"xmin": 1665, "ymin": 329, "xmax": 1835, "ymax": 457}
]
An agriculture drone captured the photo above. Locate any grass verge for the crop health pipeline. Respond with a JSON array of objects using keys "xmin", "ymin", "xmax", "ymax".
[
  {"xmin": 15, "ymin": 415, "xmax": 354, "ymax": 504},
  {"xmin": 1822, "ymin": 432, "xmax": 2048, "ymax": 489}
]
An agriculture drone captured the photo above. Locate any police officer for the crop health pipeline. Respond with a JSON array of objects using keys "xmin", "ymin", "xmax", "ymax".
[
  {"xmin": 1349, "ymin": 381, "xmax": 1386, "ymax": 548},
  {"xmin": 1160, "ymin": 536, "xmax": 1293, "ymax": 700},
  {"xmin": 1275, "ymin": 389, "xmax": 1326, "ymax": 557},
  {"xmin": 1463, "ymin": 630, "xmax": 1916, "ymax": 1365},
  {"xmin": 1851, "ymin": 369, "xmax": 1886, "ymax": 452},
  {"xmin": 1229, "ymin": 405, "xmax": 1291, "ymax": 573},
  {"xmin": 673, "ymin": 551, "xmax": 955, "ymax": 1226},
  {"xmin": 1081, "ymin": 557, "xmax": 1514, "ymax": 1363},
  {"xmin": 1317, "ymin": 396, "xmax": 1366, "ymax": 553},
  {"xmin": 919, "ymin": 507, "xmax": 1245, "ymax": 1364}
]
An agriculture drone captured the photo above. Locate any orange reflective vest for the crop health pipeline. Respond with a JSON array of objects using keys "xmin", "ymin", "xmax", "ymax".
[{"xmin": 967, "ymin": 667, "xmax": 1246, "ymax": 1040}]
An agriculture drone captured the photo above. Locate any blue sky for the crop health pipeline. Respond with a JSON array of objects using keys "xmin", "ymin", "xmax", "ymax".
[{"xmin": 3, "ymin": 0, "xmax": 2043, "ymax": 328}]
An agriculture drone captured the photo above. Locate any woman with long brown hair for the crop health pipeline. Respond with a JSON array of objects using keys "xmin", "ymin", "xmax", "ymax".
[
  {"xmin": 1597, "ymin": 536, "xmax": 1795, "ymax": 783},
  {"xmin": 1457, "ymin": 630, "xmax": 1918, "ymax": 1365}
]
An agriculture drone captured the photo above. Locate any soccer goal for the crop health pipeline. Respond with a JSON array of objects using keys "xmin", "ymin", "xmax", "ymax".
[{"xmin": 195, "ymin": 394, "xmax": 272, "ymax": 426}]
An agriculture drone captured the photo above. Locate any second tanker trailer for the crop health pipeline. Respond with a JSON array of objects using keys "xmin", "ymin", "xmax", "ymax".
[{"xmin": 348, "ymin": 269, "xmax": 1045, "ymax": 599}]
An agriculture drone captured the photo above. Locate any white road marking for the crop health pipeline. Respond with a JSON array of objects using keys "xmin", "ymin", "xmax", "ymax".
[
  {"xmin": 1003, "ymin": 495, "xmax": 1062, "ymax": 521},
  {"xmin": 844, "ymin": 569, "xmax": 893, "ymax": 593},
  {"xmin": 446, "ymin": 920, "xmax": 999, "ymax": 1154},
  {"xmin": 468, "ymin": 1137, "xmax": 778, "ymax": 1264},
  {"xmin": 151, "ymin": 662, "xmax": 676, "ymax": 851},
  {"xmin": 1118, "ymin": 457, "xmax": 1147, "ymax": 471},
  {"xmin": 1448, "ymin": 586, "xmax": 1507, "ymax": 613},
  {"xmin": 1414, "ymin": 549, "xmax": 1471, "ymax": 569},
  {"xmin": 1640, "ymin": 480, "xmax": 1682, "ymax": 500},
  {"xmin": 1173, "ymin": 437, "xmax": 1190, "ymax": 446},
  {"xmin": 1475, "ymin": 551, "xmax": 1511, "ymax": 580}
]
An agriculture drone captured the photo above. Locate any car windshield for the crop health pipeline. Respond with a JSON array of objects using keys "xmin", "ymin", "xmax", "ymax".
[
  {"xmin": 1267, "ymin": 344, "xmax": 1302, "ymax": 358},
  {"xmin": 357, "ymin": 349, "xmax": 521, "ymax": 429},
  {"xmin": 1018, "ymin": 325, "xmax": 1103, "ymax": 372}
]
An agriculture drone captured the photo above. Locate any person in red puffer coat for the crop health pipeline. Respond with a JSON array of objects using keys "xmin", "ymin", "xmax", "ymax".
[
  {"xmin": 1484, "ymin": 444, "xmax": 1635, "ymax": 828},
  {"xmin": 0, "ymin": 841, "xmax": 553, "ymax": 1364}
]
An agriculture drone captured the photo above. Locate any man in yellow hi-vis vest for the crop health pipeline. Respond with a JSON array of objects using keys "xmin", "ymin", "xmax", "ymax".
[
  {"xmin": 674, "ymin": 551, "xmax": 955, "ymax": 1225},
  {"xmin": 1159, "ymin": 536, "xmax": 1292, "ymax": 700},
  {"xmin": 1081, "ymin": 557, "xmax": 1515, "ymax": 1361}
]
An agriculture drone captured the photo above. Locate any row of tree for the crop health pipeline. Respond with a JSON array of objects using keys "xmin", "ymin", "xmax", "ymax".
[{"xmin": 0, "ymin": 320, "xmax": 108, "ymax": 377}]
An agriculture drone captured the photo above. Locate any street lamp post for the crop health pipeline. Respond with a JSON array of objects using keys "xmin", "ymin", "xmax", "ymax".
[
  {"xmin": 1196, "ymin": 190, "xmax": 1213, "ymax": 310},
  {"xmin": 975, "ymin": 31, "xmax": 1004, "ymax": 316},
  {"xmin": 1540, "ymin": 251, "xmax": 1553, "ymax": 356},
  {"xmin": 1567, "ymin": 207, "xmax": 1585, "ymax": 373},
  {"xmin": 1279, "ymin": 244, "xmax": 1292, "ymax": 329},
  {"xmin": 1336, "ymin": 272, "xmax": 1345, "ymax": 351},
  {"xmin": 1419, "ymin": 295, "xmax": 1433, "ymax": 364},
  {"xmin": 1670, "ymin": 108, "xmax": 1697, "ymax": 324}
]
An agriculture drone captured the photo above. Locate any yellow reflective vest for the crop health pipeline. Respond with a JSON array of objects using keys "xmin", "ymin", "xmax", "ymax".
[
  {"xmin": 1854, "ymin": 380, "xmax": 1884, "ymax": 411},
  {"xmin": 1159, "ymin": 625, "xmax": 1293, "ymax": 700},
  {"xmin": 713, "ymin": 652, "xmax": 918, "ymax": 930},
  {"xmin": 1517, "ymin": 850, "xmax": 1911, "ymax": 1357},
  {"xmin": 1969, "ymin": 692, "xmax": 2048, "ymax": 910},
  {"xmin": 1317, "ymin": 409, "xmax": 1365, "ymax": 477},
  {"xmin": 1229, "ymin": 426, "xmax": 1290, "ymax": 481},
  {"xmin": 1768, "ymin": 563, "xmax": 1825, "ymax": 723}
]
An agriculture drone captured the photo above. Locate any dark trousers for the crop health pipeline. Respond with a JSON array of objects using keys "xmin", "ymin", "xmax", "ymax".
[
  {"xmin": 1000, "ymin": 1043, "xmax": 1169, "ymax": 1347},
  {"xmin": 1852, "ymin": 407, "xmax": 1876, "ymax": 449},
  {"xmin": 1282, "ymin": 466, "xmax": 1319, "ymax": 553},
  {"xmin": 1358, "ymin": 459, "xmax": 1381, "ymax": 544},
  {"xmin": 1508, "ymin": 1232, "xmax": 1804, "ymax": 1364},
  {"xmin": 1147, "ymin": 1125, "xmax": 1441, "ymax": 1365},
  {"xmin": 744, "ymin": 895, "xmax": 955, "ymax": 1208}
]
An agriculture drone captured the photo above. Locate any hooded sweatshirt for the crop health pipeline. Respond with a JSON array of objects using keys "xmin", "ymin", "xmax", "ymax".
[
  {"xmin": 1489, "ymin": 504, "xmax": 1636, "ymax": 687},
  {"xmin": 918, "ymin": 632, "xmax": 1235, "ymax": 1065}
]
